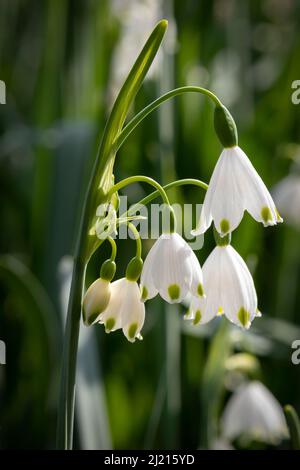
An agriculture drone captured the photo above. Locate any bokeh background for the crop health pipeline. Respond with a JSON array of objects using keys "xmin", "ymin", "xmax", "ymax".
[{"xmin": 0, "ymin": 0, "xmax": 300, "ymax": 450}]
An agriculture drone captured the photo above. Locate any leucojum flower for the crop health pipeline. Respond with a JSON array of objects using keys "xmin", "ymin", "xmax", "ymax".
[
  {"xmin": 221, "ymin": 381, "xmax": 288, "ymax": 445},
  {"xmin": 140, "ymin": 232, "xmax": 204, "ymax": 304},
  {"xmin": 83, "ymin": 105, "xmax": 283, "ymax": 339},
  {"xmin": 184, "ymin": 235, "xmax": 260, "ymax": 329},
  {"xmin": 59, "ymin": 20, "xmax": 285, "ymax": 451},
  {"xmin": 82, "ymin": 40, "xmax": 283, "ymax": 342},
  {"xmin": 191, "ymin": 106, "xmax": 283, "ymax": 237}
]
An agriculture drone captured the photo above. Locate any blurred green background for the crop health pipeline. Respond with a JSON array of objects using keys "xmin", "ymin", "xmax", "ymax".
[{"xmin": 0, "ymin": 0, "xmax": 300, "ymax": 450}]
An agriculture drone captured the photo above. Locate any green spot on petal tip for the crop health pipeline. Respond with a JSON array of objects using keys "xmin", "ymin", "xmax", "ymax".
[
  {"xmin": 168, "ymin": 284, "xmax": 180, "ymax": 300},
  {"xmin": 105, "ymin": 318, "xmax": 115, "ymax": 333},
  {"xmin": 87, "ymin": 311, "xmax": 100, "ymax": 326},
  {"xmin": 193, "ymin": 310, "xmax": 202, "ymax": 325},
  {"xmin": 237, "ymin": 307, "xmax": 250, "ymax": 328},
  {"xmin": 128, "ymin": 323, "xmax": 138, "ymax": 339},
  {"xmin": 220, "ymin": 218, "xmax": 230, "ymax": 234},
  {"xmin": 141, "ymin": 286, "xmax": 148, "ymax": 301},
  {"xmin": 261, "ymin": 206, "xmax": 272, "ymax": 224}
]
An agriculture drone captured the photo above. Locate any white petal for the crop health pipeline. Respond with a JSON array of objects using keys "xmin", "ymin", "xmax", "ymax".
[
  {"xmin": 220, "ymin": 245, "xmax": 257, "ymax": 329},
  {"xmin": 98, "ymin": 278, "xmax": 126, "ymax": 332},
  {"xmin": 120, "ymin": 280, "xmax": 145, "ymax": 342},
  {"xmin": 200, "ymin": 247, "xmax": 225, "ymax": 320},
  {"xmin": 151, "ymin": 233, "xmax": 193, "ymax": 303},
  {"xmin": 233, "ymin": 146, "xmax": 282, "ymax": 227},
  {"xmin": 191, "ymin": 152, "xmax": 226, "ymax": 236},
  {"xmin": 189, "ymin": 250, "xmax": 205, "ymax": 298},
  {"xmin": 187, "ymin": 295, "xmax": 216, "ymax": 325},
  {"xmin": 82, "ymin": 278, "xmax": 111, "ymax": 325},
  {"xmin": 210, "ymin": 148, "xmax": 245, "ymax": 235},
  {"xmin": 222, "ymin": 381, "xmax": 288, "ymax": 444},
  {"xmin": 140, "ymin": 240, "xmax": 159, "ymax": 301}
]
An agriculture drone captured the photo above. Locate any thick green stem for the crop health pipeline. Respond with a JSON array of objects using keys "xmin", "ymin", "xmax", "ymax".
[
  {"xmin": 113, "ymin": 86, "xmax": 222, "ymax": 152},
  {"xmin": 56, "ymin": 255, "xmax": 87, "ymax": 449}
]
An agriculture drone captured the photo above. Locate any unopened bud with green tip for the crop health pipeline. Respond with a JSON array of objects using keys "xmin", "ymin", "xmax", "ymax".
[
  {"xmin": 214, "ymin": 104, "xmax": 238, "ymax": 148},
  {"xmin": 83, "ymin": 259, "xmax": 116, "ymax": 326},
  {"xmin": 82, "ymin": 278, "xmax": 112, "ymax": 326}
]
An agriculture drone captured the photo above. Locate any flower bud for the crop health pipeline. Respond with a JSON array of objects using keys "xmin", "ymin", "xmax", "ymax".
[
  {"xmin": 82, "ymin": 278, "xmax": 111, "ymax": 326},
  {"xmin": 214, "ymin": 104, "xmax": 238, "ymax": 148}
]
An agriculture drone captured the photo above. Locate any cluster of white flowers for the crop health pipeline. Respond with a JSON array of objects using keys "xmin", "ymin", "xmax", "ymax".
[
  {"xmin": 83, "ymin": 142, "xmax": 281, "ymax": 342},
  {"xmin": 141, "ymin": 144, "xmax": 281, "ymax": 331}
]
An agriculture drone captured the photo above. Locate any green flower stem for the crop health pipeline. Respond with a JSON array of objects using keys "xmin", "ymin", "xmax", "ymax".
[
  {"xmin": 213, "ymin": 227, "xmax": 231, "ymax": 246},
  {"xmin": 120, "ymin": 178, "xmax": 208, "ymax": 219},
  {"xmin": 107, "ymin": 175, "xmax": 171, "ymax": 206},
  {"xmin": 113, "ymin": 87, "xmax": 222, "ymax": 152},
  {"xmin": 284, "ymin": 405, "xmax": 300, "ymax": 450},
  {"xmin": 57, "ymin": 253, "xmax": 87, "ymax": 449},
  {"xmin": 108, "ymin": 236, "xmax": 117, "ymax": 261},
  {"xmin": 126, "ymin": 222, "xmax": 142, "ymax": 259}
]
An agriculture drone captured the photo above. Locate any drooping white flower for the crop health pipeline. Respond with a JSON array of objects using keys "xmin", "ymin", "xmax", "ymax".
[
  {"xmin": 140, "ymin": 233, "xmax": 204, "ymax": 304},
  {"xmin": 221, "ymin": 381, "xmax": 288, "ymax": 445},
  {"xmin": 185, "ymin": 244, "xmax": 258, "ymax": 329},
  {"xmin": 273, "ymin": 173, "xmax": 300, "ymax": 230},
  {"xmin": 192, "ymin": 146, "xmax": 282, "ymax": 237},
  {"xmin": 98, "ymin": 278, "xmax": 145, "ymax": 343},
  {"xmin": 82, "ymin": 278, "xmax": 112, "ymax": 326}
]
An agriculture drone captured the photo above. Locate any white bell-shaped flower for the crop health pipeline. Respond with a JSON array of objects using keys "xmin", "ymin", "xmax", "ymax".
[
  {"xmin": 192, "ymin": 146, "xmax": 282, "ymax": 237},
  {"xmin": 140, "ymin": 233, "xmax": 204, "ymax": 304},
  {"xmin": 98, "ymin": 278, "xmax": 145, "ymax": 343},
  {"xmin": 82, "ymin": 278, "xmax": 111, "ymax": 326},
  {"xmin": 186, "ymin": 244, "xmax": 258, "ymax": 329},
  {"xmin": 221, "ymin": 381, "xmax": 288, "ymax": 445}
]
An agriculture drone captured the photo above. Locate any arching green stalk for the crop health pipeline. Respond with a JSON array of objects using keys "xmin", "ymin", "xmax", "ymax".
[
  {"xmin": 108, "ymin": 175, "xmax": 171, "ymax": 206},
  {"xmin": 108, "ymin": 236, "xmax": 117, "ymax": 261},
  {"xmin": 120, "ymin": 178, "xmax": 208, "ymax": 219},
  {"xmin": 126, "ymin": 222, "xmax": 142, "ymax": 259},
  {"xmin": 113, "ymin": 86, "xmax": 222, "ymax": 152}
]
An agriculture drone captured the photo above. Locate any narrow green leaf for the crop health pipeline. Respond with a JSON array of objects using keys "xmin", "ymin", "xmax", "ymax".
[
  {"xmin": 85, "ymin": 19, "xmax": 168, "ymax": 258},
  {"xmin": 95, "ymin": 19, "xmax": 168, "ymax": 193}
]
